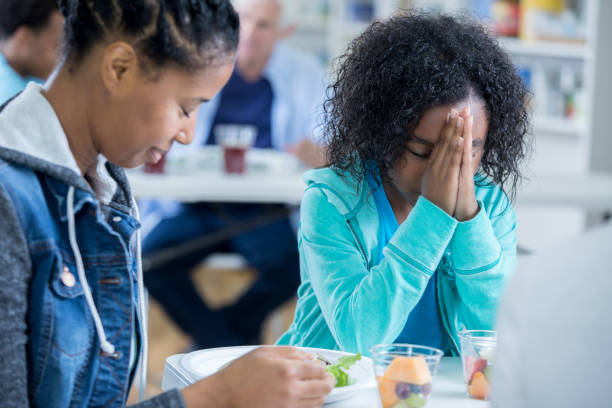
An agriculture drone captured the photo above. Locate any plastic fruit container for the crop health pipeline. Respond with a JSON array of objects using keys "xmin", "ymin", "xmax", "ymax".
[
  {"xmin": 370, "ymin": 344, "xmax": 443, "ymax": 408},
  {"xmin": 459, "ymin": 330, "xmax": 496, "ymax": 400}
]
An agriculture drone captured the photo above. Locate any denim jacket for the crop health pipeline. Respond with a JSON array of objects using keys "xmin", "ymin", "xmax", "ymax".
[{"xmin": 0, "ymin": 84, "xmax": 184, "ymax": 406}]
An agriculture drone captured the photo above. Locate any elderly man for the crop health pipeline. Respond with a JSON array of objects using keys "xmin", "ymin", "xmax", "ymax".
[
  {"xmin": 0, "ymin": 0, "xmax": 63, "ymax": 104},
  {"xmin": 142, "ymin": 0, "xmax": 327, "ymax": 348}
]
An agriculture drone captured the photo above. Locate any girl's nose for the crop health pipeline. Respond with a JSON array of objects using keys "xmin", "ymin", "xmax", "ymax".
[{"xmin": 175, "ymin": 129, "xmax": 193, "ymax": 145}]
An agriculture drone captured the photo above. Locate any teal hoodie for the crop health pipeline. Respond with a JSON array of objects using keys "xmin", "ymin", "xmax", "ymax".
[{"xmin": 277, "ymin": 166, "xmax": 517, "ymax": 355}]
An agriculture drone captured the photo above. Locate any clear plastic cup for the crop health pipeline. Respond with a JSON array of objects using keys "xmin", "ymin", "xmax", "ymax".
[
  {"xmin": 370, "ymin": 344, "xmax": 443, "ymax": 408},
  {"xmin": 459, "ymin": 330, "xmax": 496, "ymax": 400},
  {"xmin": 213, "ymin": 124, "xmax": 256, "ymax": 174}
]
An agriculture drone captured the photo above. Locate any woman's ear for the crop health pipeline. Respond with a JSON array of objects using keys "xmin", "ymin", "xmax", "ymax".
[{"xmin": 100, "ymin": 42, "xmax": 138, "ymax": 94}]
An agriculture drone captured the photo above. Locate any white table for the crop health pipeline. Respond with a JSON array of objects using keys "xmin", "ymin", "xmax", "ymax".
[
  {"xmin": 128, "ymin": 147, "xmax": 306, "ymax": 205},
  {"xmin": 163, "ymin": 353, "xmax": 488, "ymax": 408},
  {"xmin": 128, "ymin": 148, "xmax": 612, "ymax": 211},
  {"xmin": 326, "ymin": 358, "xmax": 489, "ymax": 408}
]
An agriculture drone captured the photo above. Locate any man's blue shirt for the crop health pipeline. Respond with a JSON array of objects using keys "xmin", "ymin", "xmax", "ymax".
[{"xmin": 206, "ymin": 69, "xmax": 273, "ymax": 148}]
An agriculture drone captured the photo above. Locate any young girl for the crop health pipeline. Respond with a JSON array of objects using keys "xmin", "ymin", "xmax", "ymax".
[
  {"xmin": 278, "ymin": 13, "xmax": 529, "ymax": 355},
  {"xmin": 0, "ymin": 1, "xmax": 333, "ymax": 407}
]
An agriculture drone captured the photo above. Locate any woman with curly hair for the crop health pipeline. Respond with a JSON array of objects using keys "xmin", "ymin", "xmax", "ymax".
[{"xmin": 277, "ymin": 12, "xmax": 530, "ymax": 355}]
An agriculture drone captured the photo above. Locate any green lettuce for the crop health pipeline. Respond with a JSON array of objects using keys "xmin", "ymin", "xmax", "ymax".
[{"xmin": 325, "ymin": 353, "xmax": 361, "ymax": 387}]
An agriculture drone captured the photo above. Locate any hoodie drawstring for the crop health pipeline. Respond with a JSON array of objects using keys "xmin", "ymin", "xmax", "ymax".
[
  {"xmin": 66, "ymin": 186, "xmax": 116, "ymax": 355},
  {"xmin": 66, "ymin": 186, "xmax": 149, "ymax": 401},
  {"xmin": 131, "ymin": 197, "xmax": 149, "ymax": 402}
]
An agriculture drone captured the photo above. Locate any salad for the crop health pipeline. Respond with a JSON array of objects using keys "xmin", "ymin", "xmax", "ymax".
[{"xmin": 317, "ymin": 352, "xmax": 362, "ymax": 388}]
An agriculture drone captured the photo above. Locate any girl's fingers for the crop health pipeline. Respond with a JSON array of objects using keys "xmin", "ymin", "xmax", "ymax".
[
  {"xmin": 431, "ymin": 109, "xmax": 458, "ymax": 170},
  {"xmin": 462, "ymin": 113, "xmax": 473, "ymax": 173},
  {"xmin": 443, "ymin": 115, "xmax": 464, "ymax": 173}
]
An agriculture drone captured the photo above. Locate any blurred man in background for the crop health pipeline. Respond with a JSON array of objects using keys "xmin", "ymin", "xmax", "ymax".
[
  {"xmin": 142, "ymin": 0, "xmax": 327, "ymax": 349},
  {"xmin": 0, "ymin": 0, "xmax": 63, "ymax": 104}
]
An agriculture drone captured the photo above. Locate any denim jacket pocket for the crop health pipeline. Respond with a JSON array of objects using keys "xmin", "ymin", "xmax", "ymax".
[{"xmin": 48, "ymin": 260, "xmax": 93, "ymax": 356}]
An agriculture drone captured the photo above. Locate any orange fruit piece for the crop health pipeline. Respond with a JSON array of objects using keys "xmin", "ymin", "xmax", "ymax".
[
  {"xmin": 383, "ymin": 356, "xmax": 432, "ymax": 385},
  {"xmin": 377, "ymin": 376, "xmax": 399, "ymax": 408},
  {"xmin": 468, "ymin": 371, "xmax": 490, "ymax": 399}
]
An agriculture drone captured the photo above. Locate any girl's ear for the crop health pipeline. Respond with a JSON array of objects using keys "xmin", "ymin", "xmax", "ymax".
[{"xmin": 100, "ymin": 42, "xmax": 139, "ymax": 95}]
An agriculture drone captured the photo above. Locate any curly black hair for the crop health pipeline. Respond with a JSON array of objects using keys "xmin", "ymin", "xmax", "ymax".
[
  {"xmin": 325, "ymin": 11, "xmax": 530, "ymax": 202},
  {"xmin": 57, "ymin": 0, "xmax": 239, "ymax": 72}
]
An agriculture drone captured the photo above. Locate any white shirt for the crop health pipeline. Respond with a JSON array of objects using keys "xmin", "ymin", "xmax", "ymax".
[{"xmin": 492, "ymin": 222, "xmax": 612, "ymax": 407}]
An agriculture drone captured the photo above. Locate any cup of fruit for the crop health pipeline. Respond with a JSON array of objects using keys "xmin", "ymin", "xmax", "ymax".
[
  {"xmin": 370, "ymin": 344, "xmax": 443, "ymax": 408},
  {"xmin": 459, "ymin": 330, "xmax": 496, "ymax": 400}
]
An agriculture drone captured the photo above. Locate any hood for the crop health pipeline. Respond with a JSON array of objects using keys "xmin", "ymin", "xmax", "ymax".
[
  {"xmin": 0, "ymin": 82, "xmax": 149, "ymax": 401},
  {"xmin": 0, "ymin": 82, "xmax": 130, "ymax": 205},
  {"xmin": 303, "ymin": 166, "xmax": 370, "ymax": 218}
]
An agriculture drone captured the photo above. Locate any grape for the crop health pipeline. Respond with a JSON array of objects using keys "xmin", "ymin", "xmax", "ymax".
[
  {"xmin": 406, "ymin": 393, "xmax": 426, "ymax": 408},
  {"xmin": 395, "ymin": 382, "xmax": 412, "ymax": 399},
  {"xmin": 482, "ymin": 366, "xmax": 492, "ymax": 380},
  {"xmin": 421, "ymin": 383, "xmax": 431, "ymax": 396}
]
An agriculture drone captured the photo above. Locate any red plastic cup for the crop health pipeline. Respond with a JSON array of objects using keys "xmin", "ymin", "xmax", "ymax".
[
  {"xmin": 223, "ymin": 146, "xmax": 247, "ymax": 173},
  {"xmin": 213, "ymin": 124, "xmax": 256, "ymax": 174}
]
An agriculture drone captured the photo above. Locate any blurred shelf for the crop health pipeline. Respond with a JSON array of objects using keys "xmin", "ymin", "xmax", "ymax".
[
  {"xmin": 533, "ymin": 116, "xmax": 586, "ymax": 137},
  {"xmin": 333, "ymin": 20, "xmax": 370, "ymax": 38},
  {"xmin": 518, "ymin": 171, "xmax": 612, "ymax": 211},
  {"xmin": 498, "ymin": 37, "xmax": 590, "ymax": 60},
  {"xmin": 296, "ymin": 15, "xmax": 328, "ymax": 31}
]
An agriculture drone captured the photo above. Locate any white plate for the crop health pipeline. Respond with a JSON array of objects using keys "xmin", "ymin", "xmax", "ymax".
[{"xmin": 180, "ymin": 345, "xmax": 377, "ymax": 405}]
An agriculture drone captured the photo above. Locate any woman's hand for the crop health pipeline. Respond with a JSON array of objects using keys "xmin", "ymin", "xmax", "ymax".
[
  {"xmin": 182, "ymin": 346, "xmax": 335, "ymax": 408},
  {"xmin": 421, "ymin": 109, "xmax": 465, "ymax": 216},
  {"xmin": 287, "ymin": 139, "xmax": 327, "ymax": 168},
  {"xmin": 454, "ymin": 106, "xmax": 479, "ymax": 221}
]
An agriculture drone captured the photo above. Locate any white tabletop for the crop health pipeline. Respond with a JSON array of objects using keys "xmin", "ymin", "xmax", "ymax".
[
  {"xmin": 128, "ymin": 147, "xmax": 612, "ymax": 211},
  {"xmin": 163, "ymin": 352, "xmax": 489, "ymax": 408},
  {"xmin": 127, "ymin": 147, "xmax": 306, "ymax": 205},
  {"xmin": 327, "ymin": 357, "xmax": 489, "ymax": 408}
]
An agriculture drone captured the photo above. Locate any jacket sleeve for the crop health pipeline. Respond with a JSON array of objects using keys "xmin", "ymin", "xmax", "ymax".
[
  {"xmin": 129, "ymin": 389, "xmax": 186, "ymax": 408},
  {"xmin": 299, "ymin": 187, "xmax": 458, "ymax": 353},
  {"xmin": 449, "ymin": 187, "xmax": 518, "ymax": 331},
  {"xmin": 0, "ymin": 184, "xmax": 32, "ymax": 407}
]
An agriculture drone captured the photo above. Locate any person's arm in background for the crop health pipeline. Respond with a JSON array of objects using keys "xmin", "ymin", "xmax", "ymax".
[
  {"xmin": 0, "ymin": 185, "xmax": 32, "ymax": 407},
  {"xmin": 283, "ymin": 48, "xmax": 329, "ymax": 168},
  {"xmin": 287, "ymin": 138, "xmax": 327, "ymax": 168}
]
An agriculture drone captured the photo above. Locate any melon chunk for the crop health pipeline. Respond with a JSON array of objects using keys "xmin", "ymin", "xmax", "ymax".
[
  {"xmin": 468, "ymin": 371, "xmax": 490, "ymax": 399},
  {"xmin": 377, "ymin": 376, "xmax": 399, "ymax": 408},
  {"xmin": 383, "ymin": 356, "xmax": 431, "ymax": 385}
]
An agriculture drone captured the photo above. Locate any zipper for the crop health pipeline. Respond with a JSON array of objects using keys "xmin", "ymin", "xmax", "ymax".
[
  {"xmin": 346, "ymin": 218, "xmax": 367, "ymax": 260},
  {"xmin": 436, "ymin": 265, "xmax": 460, "ymax": 356},
  {"xmin": 348, "ymin": 214, "xmax": 459, "ymax": 354}
]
